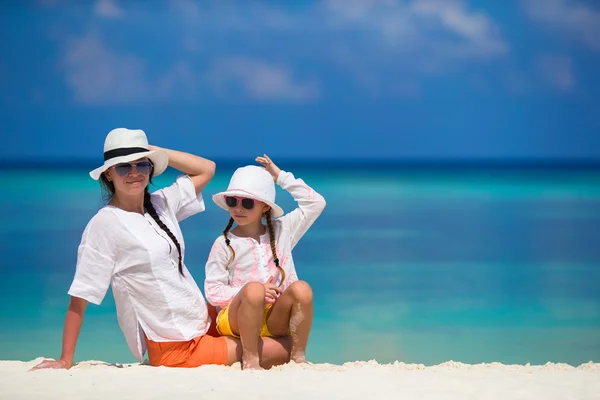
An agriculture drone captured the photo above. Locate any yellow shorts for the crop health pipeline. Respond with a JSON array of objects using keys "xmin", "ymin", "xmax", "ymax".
[{"xmin": 217, "ymin": 303, "xmax": 278, "ymax": 338}]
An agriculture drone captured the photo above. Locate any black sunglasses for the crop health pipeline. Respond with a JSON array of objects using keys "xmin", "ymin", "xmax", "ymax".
[
  {"xmin": 225, "ymin": 196, "xmax": 255, "ymax": 210},
  {"xmin": 114, "ymin": 161, "xmax": 153, "ymax": 177}
]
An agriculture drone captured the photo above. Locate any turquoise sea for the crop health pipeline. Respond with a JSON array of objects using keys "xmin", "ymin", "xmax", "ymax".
[{"xmin": 1, "ymin": 165, "xmax": 599, "ymax": 366}]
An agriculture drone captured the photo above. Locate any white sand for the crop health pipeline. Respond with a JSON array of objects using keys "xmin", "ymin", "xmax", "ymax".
[{"xmin": 1, "ymin": 358, "xmax": 599, "ymax": 400}]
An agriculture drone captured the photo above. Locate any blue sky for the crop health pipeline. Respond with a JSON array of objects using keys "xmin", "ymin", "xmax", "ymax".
[{"xmin": 1, "ymin": 0, "xmax": 599, "ymax": 162}]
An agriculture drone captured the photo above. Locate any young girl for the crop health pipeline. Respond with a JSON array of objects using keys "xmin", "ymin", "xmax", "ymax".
[{"xmin": 204, "ymin": 155, "xmax": 326, "ymax": 370}]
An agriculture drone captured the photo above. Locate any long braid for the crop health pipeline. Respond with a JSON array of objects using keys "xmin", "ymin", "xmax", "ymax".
[
  {"xmin": 265, "ymin": 210, "xmax": 285, "ymax": 287},
  {"xmin": 144, "ymin": 190, "xmax": 184, "ymax": 276},
  {"xmin": 223, "ymin": 217, "xmax": 236, "ymax": 265}
]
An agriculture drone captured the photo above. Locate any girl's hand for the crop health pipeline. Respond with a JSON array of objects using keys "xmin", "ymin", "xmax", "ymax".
[
  {"xmin": 263, "ymin": 276, "xmax": 282, "ymax": 301},
  {"xmin": 256, "ymin": 154, "xmax": 281, "ymax": 182},
  {"xmin": 30, "ymin": 358, "xmax": 72, "ymax": 371}
]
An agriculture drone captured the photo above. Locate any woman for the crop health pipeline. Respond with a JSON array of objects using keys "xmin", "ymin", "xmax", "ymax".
[{"xmin": 32, "ymin": 128, "xmax": 290, "ymax": 370}]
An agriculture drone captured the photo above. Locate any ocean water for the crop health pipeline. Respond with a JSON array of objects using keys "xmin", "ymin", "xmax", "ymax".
[{"xmin": 0, "ymin": 165, "xmax": 599, "ymax": 366}]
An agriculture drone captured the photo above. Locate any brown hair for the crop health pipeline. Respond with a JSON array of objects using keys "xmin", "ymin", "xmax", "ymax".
[
  {"xmin": 223, "ymin": 209, "xmax": 286, "ymax": 286},
  {"xmin": 223, "ymin": 217, "xmax": 236, "ymax": 264},
  {"xmin": 100, "ymin": 168, "xmax": 184, "ymax": 276}
]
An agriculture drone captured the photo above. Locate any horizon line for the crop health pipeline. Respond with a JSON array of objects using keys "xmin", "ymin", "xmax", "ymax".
[{"xmin": 1, "ymin": 156, "xmax": 600, "ymax": 170}]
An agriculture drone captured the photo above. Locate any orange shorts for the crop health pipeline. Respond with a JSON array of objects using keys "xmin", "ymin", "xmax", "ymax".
[{"xmin": 146, "ymin": 334, "xmax": 228, "ymax": 368}]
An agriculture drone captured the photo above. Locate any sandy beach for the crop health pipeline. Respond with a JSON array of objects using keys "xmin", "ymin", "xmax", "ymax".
[{"xmin": 1, "ymin": 358, "xmax": 598, "ymax": 400}]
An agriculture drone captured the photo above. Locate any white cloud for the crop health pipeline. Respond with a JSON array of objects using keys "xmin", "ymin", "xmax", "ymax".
[
  {"xmin": 537, "ymin": 54, "xmax": 575, "ymax": 91},
  {"xmin": 94, "ymin": 0, "xmax": 124, "ymax": 19},
  {"xmin": 316, "ymin": 1, "xmax": 504, "ymax": 95},
  {"xmin": 409, "ymin": 0, "xmax": 508, "ymax": 57},
  {"xmin": 324, "ymin": 0, "xmax": 508, "ymax": 58},
  {"xmin": 322, "ymin": 0, "xmax": 509, "ymax": 95},
  {"xmin": 206, "ymin": 57, "xmax": 320, "ymax": 101},
  {"xmin": 172, "ymin": 0, "xmax": 509, "ymax": 64},
  {"xmin": 62, "ymin": 33, "xmax": 196, "ymax": 104},
  {"xmin": 61, "ymin": 1, "xmax": 510, "ymax": 103},
  {"xmin": 326, "ymin": 0, "xmax": 396, "ymax": 20},
  {"xmin": 63, "ymin": 34, "xmax": 148, "ymax": 103},
  {"xmin": 169, "ymin": 0, "xmax": 509, "ymax": 96},
  {"xmin": 61, "ymin": 34, "xmax": 315, "ymax": 104},
  {"xmin": 523, "ymin": 0, "xmax": 600, "ymax": 51}
]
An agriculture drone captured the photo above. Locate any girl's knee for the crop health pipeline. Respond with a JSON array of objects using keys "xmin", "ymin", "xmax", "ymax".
[
  {"xmin": 241, "ymin": 282, "xmax": 266, "ymax": 306},
  {"xmin": 288, "ymin": 280, "xmax": 313, "ymax": 304}
]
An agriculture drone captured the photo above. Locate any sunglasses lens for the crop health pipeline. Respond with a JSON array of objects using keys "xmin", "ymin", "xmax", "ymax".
[
  {"xmin": 114, "ymin": 161, "xmax": 152, "ymax": 176},
  {"xmin": 115, "ymin": 163, "xmax": 132, "ymax": 176},
  {"xmin": 136, "ymin": 161, "xmax": 152, "ymax": 175},
  {"xmin": 225, "ymin": 196, "xmax": 238, "ymax": 208},
  {"xmin": 225, "ymin": 196, "xmax": 255, "ymax": 209},
  {"xmin": 241, "ymin": 198, "xmax": 255, "ymax": 210}
]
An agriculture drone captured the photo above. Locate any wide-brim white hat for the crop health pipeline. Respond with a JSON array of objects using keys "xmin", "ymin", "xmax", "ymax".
[
  {"xmin": 89, "ymin": 128, "xmax": 169, "ymax": 180},
  {"xmin": 213, "ymin": 165, "xmax": 284, "ymax": 218}
]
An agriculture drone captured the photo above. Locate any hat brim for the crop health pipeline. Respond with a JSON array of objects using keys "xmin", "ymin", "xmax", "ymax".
[
  {"xmin": 212, "ymin": 189, "xmax": 284, "ymax": 218},
  {"xmin": 89, "ymin": 149, "xmax": 169, "ymax": 180}
]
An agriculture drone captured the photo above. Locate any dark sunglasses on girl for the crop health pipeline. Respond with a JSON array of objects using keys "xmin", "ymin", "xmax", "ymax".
[
  {"xmin": 225, "ymin": 196, "xmax": 255, "ymax": 210},
  {"xmin": 114, "ymin": 161, "xmax": 153, "ymax": 177}
]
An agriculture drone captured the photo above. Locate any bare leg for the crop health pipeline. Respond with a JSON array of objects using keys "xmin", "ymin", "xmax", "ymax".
[
  {"xmin": 226, "ymin": 282, "xmax": 266, "ymax": 370},
  {"xmin": 223, "ymin": 336, "xmax": 291, "ymax": 369},
  {"xmin": 266, "ymin": 280, "xmax": 314, "ymax": 363}
]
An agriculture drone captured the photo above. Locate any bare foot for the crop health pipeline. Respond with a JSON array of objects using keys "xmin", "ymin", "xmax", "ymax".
[
  {"xmin": 291, "ymin": 351, "xmax": 309, "ymax": 364},
  {"xmin": 242, "ymin": 354, "xmax": 264, "ymax": 370},
  {"xmin": 242, "ymin": 362, "xmax": 264, "ymax": 370}
]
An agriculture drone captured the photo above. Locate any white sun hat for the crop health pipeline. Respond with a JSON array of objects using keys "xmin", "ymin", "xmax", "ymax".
[
  {"xmin": 89, "ymin": 128, "xmax": 169, "ymax": 180},
  {"xmin": 212, "ymin": 165, "xmax": 284, "ymax": 218}
]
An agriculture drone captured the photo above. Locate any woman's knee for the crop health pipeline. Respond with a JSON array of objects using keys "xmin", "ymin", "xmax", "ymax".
[
  {"xmin": 287, "ymin": 280, "xmax": 313, "ymax": 304},
  {"xmin": 241, "ymin": 282, "xmax": 266, "ymax": 306}
]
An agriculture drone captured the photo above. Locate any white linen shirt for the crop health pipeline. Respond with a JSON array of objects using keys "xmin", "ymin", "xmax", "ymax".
[
  {"xmin": 68, "ymin": 174, "xmax": 210, "ymax": 362},
  {"xmin": 204, "ymin": 170, "xmax": 326, "ymax": 309}
]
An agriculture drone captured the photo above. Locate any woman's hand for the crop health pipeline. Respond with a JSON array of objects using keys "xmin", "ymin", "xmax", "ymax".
[
  {"xmin": 148, "ymin": 145, "xmax": 216, "ymax": 195},
  {"xmin": 29, "ymin": 296, "xmax": 87, "ymax": 372},
  {"xmin": 256, "ymin": 155, "xmax": 281, "ymax": 182},
  {"xmin": 30, "ymin": 358, "xmax": 72, "ymax": 371}
]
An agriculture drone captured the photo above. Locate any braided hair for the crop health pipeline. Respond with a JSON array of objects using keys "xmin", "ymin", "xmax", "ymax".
[
  {"xmin": 144, "ymin": 190, "xmax": 183, "ymax": 275},
  {"xmin": 100, "ymin": 166, "xmax": 184, "ymax": 276},
  {"xmin": 223, "ymin": 217, "xmax": 235, "ymax": 265},
  {"xmin": 265, "ymin": 210, "xmax": 286, "ymax": 286}
]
